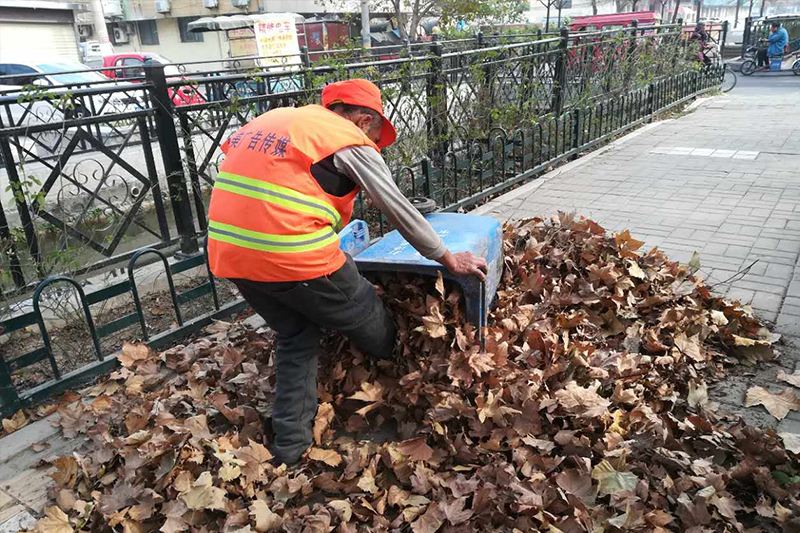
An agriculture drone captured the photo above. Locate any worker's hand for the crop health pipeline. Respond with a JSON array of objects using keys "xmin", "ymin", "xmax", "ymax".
[{"xmin": 438, "ymin": 250, "xmax": 488, "ymax": 281}]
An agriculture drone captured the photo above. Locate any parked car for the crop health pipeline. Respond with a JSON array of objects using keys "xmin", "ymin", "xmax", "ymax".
[
  {"xmin": 0, "ymin": 62, "xmax": 146, "ymax": 158},
  {"xmin": 0, "ymin": 62, "xmax": 144, "ymax": 122},
  {"xmin": 101, "ymin": 53, "xmax": 205, "ymax": 107}
]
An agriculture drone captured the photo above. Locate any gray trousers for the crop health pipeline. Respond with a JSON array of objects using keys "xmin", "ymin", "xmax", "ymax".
[{"xmin": 231, "ymin": 256, "xmax": 396, "ymax": 464}]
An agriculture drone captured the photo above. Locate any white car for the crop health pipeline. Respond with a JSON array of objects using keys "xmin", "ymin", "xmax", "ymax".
[
  {"xmin": 0, "ymin": 62, "xmax": 145, "ymax": 125},
  {"xmin": 0, "ymin": 62, "xmax": 145, "ymax": 156}
]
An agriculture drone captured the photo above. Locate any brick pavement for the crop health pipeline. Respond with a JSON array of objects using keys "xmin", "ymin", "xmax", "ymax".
[{"xmin": 476, "ymin": 84, "xmax": 800, "ymax": 427}]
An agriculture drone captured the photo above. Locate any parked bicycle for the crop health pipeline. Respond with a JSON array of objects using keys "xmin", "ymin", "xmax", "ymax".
[{"xmin": 701, "ymin": 43, "xmax": 737, "ymax": 92}]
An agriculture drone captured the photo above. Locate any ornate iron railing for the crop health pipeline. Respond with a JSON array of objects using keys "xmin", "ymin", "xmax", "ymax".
[{"xmin": 0, "ymin": 26, "xmax": 721, "ymax": 409}]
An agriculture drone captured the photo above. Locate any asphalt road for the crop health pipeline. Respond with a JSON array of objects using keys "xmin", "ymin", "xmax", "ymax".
[{"xmin": 728, "ymin": 66, "xmax": 800, "ymax": 95}]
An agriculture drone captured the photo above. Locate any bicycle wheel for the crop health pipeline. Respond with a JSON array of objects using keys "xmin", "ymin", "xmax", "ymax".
[
  {"xmin": 721, "ymin": 67, "xmax": 737, "ymax": 92},
  {"xmin": 740, "ymin": 60, "xmax": 756, "ymax": 76},
  {"xmin": 793, "ymin": 60, "xmax": 800, "ymax": 76}
]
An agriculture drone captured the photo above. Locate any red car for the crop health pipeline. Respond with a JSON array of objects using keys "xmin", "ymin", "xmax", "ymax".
[{"xmin": 101, "ymin": 53, "xmax": 204, "ymax": 106}]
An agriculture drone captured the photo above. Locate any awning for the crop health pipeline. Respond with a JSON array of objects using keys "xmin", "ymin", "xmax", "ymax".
[{"xmin": 188, "ymin": 13, "xmax": 305, "ymax": 33}]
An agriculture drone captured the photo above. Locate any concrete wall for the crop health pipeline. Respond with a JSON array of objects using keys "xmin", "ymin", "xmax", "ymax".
[{"xmin": 113, "ymin": 18, "xmax": 228, "ymax": 66}]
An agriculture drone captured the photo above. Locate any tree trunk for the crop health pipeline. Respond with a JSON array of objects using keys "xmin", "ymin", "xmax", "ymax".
[
  {"xmin": 671, "ymin": 0, "xmax": 682, "ymax": 22},
  {"xmin": 632, "ymin": 0, "xmax": 639, "ymax": 10},
  {"xmin": 592, "ymin": 0, "xmax": 598, "ymax": 14},
  {"xmin": 545, "ymin": 2, "xmax": 551, "ymax": 32}
]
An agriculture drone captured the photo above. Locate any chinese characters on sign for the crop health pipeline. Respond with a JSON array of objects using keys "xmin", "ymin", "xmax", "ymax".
[
  {"xmin": 253, "ymin": 13, "xmax": 302, "ymax": 70},
  {"xmin": 228, "ymin": 129, "xmax": 290, "ymax": 158}
]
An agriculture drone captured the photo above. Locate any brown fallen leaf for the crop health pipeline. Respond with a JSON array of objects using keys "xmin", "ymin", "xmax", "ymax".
[
  {"xmin": 250, "ymin": 499, "xmax": 282, "ymax": 532},
  {"xmin": 179, "ymin": 471, "xmax": 227, "ymax": 511},
  {"xmin": 312, "ymin": 402, "xmax": 335, "ymax": 445},
  {"xmin": 745, "ymin": 386, "xmax": 800, "ymax": 420},
  {"xmin": 118, "ymin": 342, "xmax": 151, "ymax": 368},
  {"xmin": 2, "ymin": 409, "xmax": 28, "ymax": 433},
  {"xmin": 396, "ymin": 437, "xmax": 434, "ymax": 463},
  {"xmin": 777, "ymin": 369, "xmax": 800, "ymax": 388},
  {"xmin": 779, "ymin": 432, "xmax": 800, "ymax": 454},
  {"xmin": 307, "ymin": 447, "xmax": 342, "ymax": 467},
  {"xmin": 591, "ymin": 460, "xmax": 638, "ymax": 497},
  {"xmin": 36, "ymin": 506, "xmax": 73, "ymax": 533}
]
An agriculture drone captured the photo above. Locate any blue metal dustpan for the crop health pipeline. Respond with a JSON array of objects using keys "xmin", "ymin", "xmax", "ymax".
[{"xmin": 339, "ymin": 213, "xmax": 503, "ymax": 335}]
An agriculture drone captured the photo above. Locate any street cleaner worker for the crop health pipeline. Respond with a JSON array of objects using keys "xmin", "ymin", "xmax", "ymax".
[{"xmin": 207, "ymin": 78, "xmax": 487, "ymax": 466}]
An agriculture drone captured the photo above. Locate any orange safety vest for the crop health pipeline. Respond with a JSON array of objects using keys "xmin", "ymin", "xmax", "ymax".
[{"xmin": 207, "ymin": 104, "xmax": 379, "ymax": 282}]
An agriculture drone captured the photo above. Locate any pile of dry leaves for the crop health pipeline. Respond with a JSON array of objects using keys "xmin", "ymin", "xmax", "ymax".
[{"xmin": 31, "ymin": 215, "xmax": 800, "ymax": 532}]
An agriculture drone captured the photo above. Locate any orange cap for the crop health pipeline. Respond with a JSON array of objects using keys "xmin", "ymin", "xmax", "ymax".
[{"xmin": 321, "ymin": 79, "xmax": 397, "ymax": 149}]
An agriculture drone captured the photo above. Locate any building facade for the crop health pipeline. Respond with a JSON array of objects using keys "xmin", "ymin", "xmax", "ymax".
[
  {"xmin": 0, "ymin": 0, "xmax": 94, "ymax": 63},
  {"xmin": 96, "ymin": 0, "xmax": 339, "ymax": 66}
]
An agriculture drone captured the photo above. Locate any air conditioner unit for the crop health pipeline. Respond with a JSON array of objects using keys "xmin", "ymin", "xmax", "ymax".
[
  {"xmin": 112, "ymin": 26, "xmax": 129, "ymax": 43},
  {"xmin": 155, "ymin": 0, "xmax": 171, "ymax": 13},
  {"xmin": 231, "ymin": 0, "xmax": 249, "ymax": 8},
  {"xmin": 204, "ymin": 0, "xmax": 219, "ymax": 7},
  {"xmin": 101, "ymin": 0, "xmax": 123, "ymax": 18}
]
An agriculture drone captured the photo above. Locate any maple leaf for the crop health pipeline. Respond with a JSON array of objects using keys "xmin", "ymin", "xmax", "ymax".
[
  {"xmin": 591, "ymin": 460, "xmax": 639, "ymax": 497},
  {"xmin": 745, "ymin": 386, "xmax": 800, "ymax": 420},
  {"xmin": 419, "ymin": 303, "xmax": 448, "ymax": 338},
  {"xmin": 779, "ymin": 432, "xmax": 800, "ymax": 454},
  {"xmin": 36, "ymin": 506, "xmax": 73, "ymax": 533},
  {"xmin": 411, "ymin": 502, "xmax": 445, "ymax": 533},
  {"xmin": 467, "ymin": 351, "xmax": 495, "ymax": 376},
  {"xmin": 119, "ymin": 342, "xmax": 151, "ymax": 368},
  {"xmin": 180, "ymin": 471, "xmax": 227, "ymax": 511},
  {"xmin": 672, "ymin": 332, "xmax": 703, "ymax": 362},
  {"xmin": 348, "ymin": 382, "xmax": 384, "ymax": 416},
  {"xmin": 440, "ymin": 497, "xmax": 473, "ymax": 525},
  {"xmin": 2, "ymin": 409, "xmax": 28, "ymax": 433},
  {"xmin": 777, "ymin": 370, "xmax": 800, "ymax": 388},
  {"xmin": 234, "ymin": 442, "xmax": 273, "ymax": 483},
  {"xmin": 159, "ymin": 499, "xmax": 188, "ymax": 533},
  {"xmin": 219, "ymin": 463, "xmax": 242, "ymax": 481},
  {"xmin": 475, "ymin": 390, "xmax": 521, "ymax": 424},
  {"xmin": 614, "ymin": 229, "xmax": 644, "ymax": 258},
  {"xmin": 554, "ymin": 381, "xmax": 611, "ymax": 418},
  {"xmin": 396, "ymin": 437, "xmax": 434, "ymax": 462},
  {"xmin": 357, "ymin": 467, "xmax": 379, "ymax": 494},
  {"xmin": 250, "ymin": 499, "xmax": 282, "ymax": 532},
  {"xmin": 50, "ymin": 456, "xmax": 78, "ymax": 488},
  {"xmin": 307, "ymin": 447, "xmax": 342, "ymax": 467},
  {"xmin": 687, "ymin": 380, "xmax": 709, "ymax": 408},
  {"xmin": 328, "ymin": 500, "xmax": 352, "ymax": 522},
  {"xmin": 313, "ymin": 402, "xmax": 335, "ymax": 445},
  {"xmin": 556, "ymin": 469, "xmax": 594, "ymax": 504}
]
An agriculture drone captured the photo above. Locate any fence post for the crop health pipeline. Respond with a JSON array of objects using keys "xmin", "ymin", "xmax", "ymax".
[
  {"xmin": 647, "ymin": 82, "xmax": 655, "ymax": 120},
  {"xmin": 0, "ymin": 359, "xmax": 20, "ymax": 417},
  {"xmin": 145, "ymin": 64, "xmax": 198, "ymax": 256},
  {"xmin": 551, "ymin": 27, "xmax": 569, "ymax": 115},
  {"xmin": 720, "ymin": 20, "xmax": 728, "ymax": 58},
  {"xmin": 742, "ymin": 17, "xmax": 751, "ymax": 57},
  {"xmin": 427, "ymin": 37, "xmax": 448, "ymax": 170},
  {"xmin": 0, "ymin": 136, "xmax": 42, "ymax": 277},
  {"xmin": 0, "ymin": 177, "xmax": 25, "ymax": 288}
]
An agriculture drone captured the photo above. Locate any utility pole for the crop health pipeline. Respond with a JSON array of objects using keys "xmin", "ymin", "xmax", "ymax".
[
  {"xmin": 90, "ymin": 0, "xmax": 113, "ymax": 54},
  {"xmin": 360, "ymin": 0, "xmax": 371, "ymax": 49},
  {"xmin": 734, "ymin": 0, "xmax": 741, "ymax": 27},
  {"xmin": 759, "ymin": 0, "xmax": 766, "ymax": 16},
  {"xmin": 696, "ymin": 0, "xmax": 703, "ymax": 22}
]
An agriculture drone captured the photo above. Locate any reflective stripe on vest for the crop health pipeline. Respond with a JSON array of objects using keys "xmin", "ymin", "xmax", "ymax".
[
  {"xmin": 208, "ymin": 220, "xmax": 338, "ymax": 253},
  {"xmin": 214, "ymin": 171, "xmax": 343, "ymax": 231}
]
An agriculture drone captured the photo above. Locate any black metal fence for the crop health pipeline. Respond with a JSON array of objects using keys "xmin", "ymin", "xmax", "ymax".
[{"xmin": 0, "ymin": 24, "xmax": 721, "ymax": 413}]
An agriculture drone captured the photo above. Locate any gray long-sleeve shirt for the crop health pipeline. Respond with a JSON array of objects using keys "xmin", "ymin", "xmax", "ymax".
[{"xmin": 333, "ymin": 146, "xmax": 446, "ymax": 260}]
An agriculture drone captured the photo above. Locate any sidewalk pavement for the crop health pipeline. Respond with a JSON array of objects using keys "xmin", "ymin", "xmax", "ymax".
[
  {"xmin": 2, "ymin": 79, "xmax": 799, "ymax": 529},
  {"xmin": 476, "ymin": 76, "xmax": 800, "ymax": 430}
]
